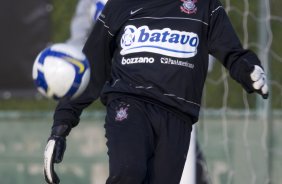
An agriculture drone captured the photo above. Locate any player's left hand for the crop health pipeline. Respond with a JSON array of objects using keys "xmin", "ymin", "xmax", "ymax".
[{"xmin": 249, "ymin": 65, "xmax": 269, "ymax": 99}]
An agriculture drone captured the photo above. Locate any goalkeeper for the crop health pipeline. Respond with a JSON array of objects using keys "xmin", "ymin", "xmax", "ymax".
[{"xmin": 44, "ymin": 0, "xmax": 269, "ymax": 183}]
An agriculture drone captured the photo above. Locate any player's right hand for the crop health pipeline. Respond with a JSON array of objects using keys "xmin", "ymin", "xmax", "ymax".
[
  {"xmin": 44, "ymin": 125, "xmax": 70, "ymax": 184},
  {"xmin": 44, "ymin": 135, "xmax": 65, "ymax": 184}
]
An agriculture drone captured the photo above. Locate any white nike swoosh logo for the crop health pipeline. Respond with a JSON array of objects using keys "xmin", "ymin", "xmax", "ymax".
[{"xmin": 130, "ymin": 8, "xmax": 143, "ymax": 15}]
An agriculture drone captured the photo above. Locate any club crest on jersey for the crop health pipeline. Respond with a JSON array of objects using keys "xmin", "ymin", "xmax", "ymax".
[
  {"xmin": 180, "ymin": 0, "xmax": 197, "ymax": 14},
  {"xmin": 115, "ymin": 107, "xmax": 128, "ymax": 121},
  {"xmin": 120, "ymin": 25, "xmax": 199, "ymax": 58}
]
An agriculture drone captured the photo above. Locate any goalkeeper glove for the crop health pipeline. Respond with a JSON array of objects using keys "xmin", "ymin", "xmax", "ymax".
[
  {"xmin": 241, "ymin": 64, "xmax": 269, "ymax": 99},
  {"xmin": 250, "ymin": 65, "xmax": 269, "ymax": 99},
  {"xmin": 44, "ymin": 124, "xmax": 71, "ymax": 184}
]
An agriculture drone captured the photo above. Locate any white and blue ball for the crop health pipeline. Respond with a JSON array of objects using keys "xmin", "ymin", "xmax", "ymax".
[{"xmin": 32, "ymin": 43, "xmax": 90, "ymax": 100}]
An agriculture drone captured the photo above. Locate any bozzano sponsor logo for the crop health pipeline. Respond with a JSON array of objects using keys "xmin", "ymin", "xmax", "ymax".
[
  {"xmin": 121, "ymin": 57, "xmax": 155, "ymax": 65},
  {"xmin": 120, "ymin": 25, "xmax": 199, "ymax": 58}
]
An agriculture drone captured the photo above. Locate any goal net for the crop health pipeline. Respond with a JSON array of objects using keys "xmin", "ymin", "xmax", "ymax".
[{"xmin": 195, "ymin": 0, "xmax": 282, "ymax": 184}]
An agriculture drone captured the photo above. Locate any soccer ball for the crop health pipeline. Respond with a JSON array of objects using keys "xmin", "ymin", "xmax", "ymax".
[{"xmin": 32, "ymin": 43, "xmax": 91, "ymax": 100}]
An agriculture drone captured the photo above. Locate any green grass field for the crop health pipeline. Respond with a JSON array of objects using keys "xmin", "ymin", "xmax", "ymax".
[
  {"xmin": 0, "ymin": 112, "xmax": 281, "ymax": 184},
  {"xmin": 198, "ymin": 114, "xmax": 282, "ymax": 184},
  {"xmin": 0, "ymin": 113, "xmax": 107, "ymax": 184}
]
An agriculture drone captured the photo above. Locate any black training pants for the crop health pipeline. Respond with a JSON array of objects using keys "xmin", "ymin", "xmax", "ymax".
[{"xmin": 104, "ymin": 97, "xmax": 192, "ymax": 184}]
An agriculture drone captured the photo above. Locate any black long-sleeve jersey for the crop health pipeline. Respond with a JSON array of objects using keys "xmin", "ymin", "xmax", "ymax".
[{"xmin": 53, "ymin": 0, "xmax": 262, "ymax": 127}]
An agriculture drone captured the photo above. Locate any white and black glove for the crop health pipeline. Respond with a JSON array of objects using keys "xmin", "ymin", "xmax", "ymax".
[
  {"xmin": 239, "ymin": 63, "xmax": 269, "ymax": 99},
  {"xmin": 44, "ymin": 125, "xmax": 71, "ymax": 184},
  {"xmin": 249, "ymin": 65, "xmax": 269, "ymax": 99}
]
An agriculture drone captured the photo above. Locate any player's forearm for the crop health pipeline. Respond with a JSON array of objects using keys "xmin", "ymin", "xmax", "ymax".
[{"xmin": 228, "ymin": 50, "xmax": 262, "ymax": 87}]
